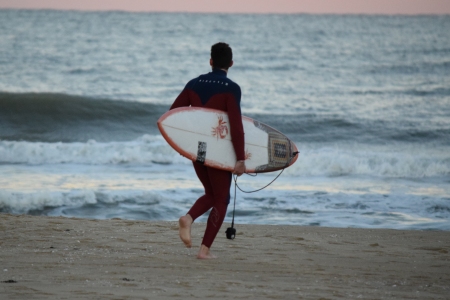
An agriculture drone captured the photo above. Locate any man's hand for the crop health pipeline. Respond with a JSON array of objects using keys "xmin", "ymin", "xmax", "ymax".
[{"xmin": 232, "ymin": 160, "xmax": 246, "ymax": 176}]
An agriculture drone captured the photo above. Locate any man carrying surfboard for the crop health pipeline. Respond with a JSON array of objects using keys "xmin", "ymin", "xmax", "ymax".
[{"xmin": 170, "ymin": 42, "xmax": 246, "ymax": 259}]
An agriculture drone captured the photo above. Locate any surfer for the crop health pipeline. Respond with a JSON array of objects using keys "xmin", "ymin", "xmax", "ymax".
[{"xmin": 170, "ymin": 42, "xmax": 246, "ymax": 259}]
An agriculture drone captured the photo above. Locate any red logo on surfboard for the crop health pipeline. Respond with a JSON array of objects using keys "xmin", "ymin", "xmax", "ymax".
[{"xmin": 212, "ymin": 115, "xmax": 229, "ymax": 140}]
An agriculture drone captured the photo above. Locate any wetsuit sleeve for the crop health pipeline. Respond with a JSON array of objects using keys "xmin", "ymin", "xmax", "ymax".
[
  {"xmin": 170, "ymin": 88, "xmax": 190, "ymax": 110},
  {"xmin": 226, "ymin": 89, "xmax": 245, "ymax": 161},
  {"xmin": 171, "ymin": 78, "xmax": 198, "ymax": 110}
]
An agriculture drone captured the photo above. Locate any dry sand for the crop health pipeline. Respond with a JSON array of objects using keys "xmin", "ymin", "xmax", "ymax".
[{"xmin": 0, "ymin": 214, "xmax": 449, "ymax": 299}]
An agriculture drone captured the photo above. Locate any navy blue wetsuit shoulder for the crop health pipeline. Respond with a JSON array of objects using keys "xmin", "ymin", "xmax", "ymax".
[{"xmin": 185, "ymin": 69, "xmax": 241, "ymax": 106}]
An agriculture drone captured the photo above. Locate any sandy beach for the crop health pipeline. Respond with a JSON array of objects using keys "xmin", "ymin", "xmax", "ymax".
[{"xmin": 0, "ymin": 214, "xmax": 449, "ymax": 299}]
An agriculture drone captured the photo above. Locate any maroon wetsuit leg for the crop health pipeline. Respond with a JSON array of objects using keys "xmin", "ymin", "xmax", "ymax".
[
  {"xmin": 188, "ymin": 162, "xmax": 231, "ymax": 248},
  {"xmin": 188, "ymin": 162, "xmax": 215, "ymax": 220}
]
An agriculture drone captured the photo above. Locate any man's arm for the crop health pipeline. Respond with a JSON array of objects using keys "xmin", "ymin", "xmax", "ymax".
[
  {"xmin": 226, "ymin": 90, "xmax": 246, "ymax": 176},
  {"xmin": 170, "ymin": 89, "xmax": 190, "ymax": 110}
]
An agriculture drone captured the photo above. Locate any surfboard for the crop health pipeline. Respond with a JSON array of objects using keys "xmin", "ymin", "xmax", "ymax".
[{"xmin": 157, "ymin": 107, "xmax": 299, "ymax": 173}]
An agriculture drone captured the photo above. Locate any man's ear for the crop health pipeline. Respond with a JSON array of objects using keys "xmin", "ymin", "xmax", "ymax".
[
  {"xmin": 210, "ymin": 59, "xmax": 213, "ymax": 67},
  {"xmin": 229, "ymin": 60, "xmax": 234, "ymax": 68}
]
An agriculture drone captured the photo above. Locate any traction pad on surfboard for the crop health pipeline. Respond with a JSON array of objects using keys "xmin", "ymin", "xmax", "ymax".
[
  {"xmin": 254, "ymin": 126, "xmax": 294, "ymax": 172},
  {"xmin": 267, "ymin": 132, "xmax": 292, "ymax": 167}
]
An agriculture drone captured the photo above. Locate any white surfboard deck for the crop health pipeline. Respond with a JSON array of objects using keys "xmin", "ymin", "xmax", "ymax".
[{"xmin": 157, "ymin": 107, "xmax": 299, "ymax": 173}]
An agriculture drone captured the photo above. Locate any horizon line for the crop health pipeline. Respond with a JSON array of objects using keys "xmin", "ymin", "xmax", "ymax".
[{"xmin": 1, "ymin": 7, "xmax": 449, "ymax": 16}]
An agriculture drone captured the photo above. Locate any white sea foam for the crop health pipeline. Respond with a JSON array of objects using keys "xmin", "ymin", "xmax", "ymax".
[
  {"xmin": 286, "ymin": 144, "xmax": 450, "ymax": 178},
  {"xmin": 0, "ymin": 190, "xmax": 97, "ymax": 213},
  {"xmin": 1, "ymin": 178, "xmax": 449, "ymax": 230},
  {"xmin": 2, "ymin": 136, "xmax": 448, "ymax": 178},
  {"xmin": 0, "ymin": 189, "xmax": 168, "ymax": 215},
  {"xmin": 0, "ymin": 135, "xmax": 187, "ymax": 166}
]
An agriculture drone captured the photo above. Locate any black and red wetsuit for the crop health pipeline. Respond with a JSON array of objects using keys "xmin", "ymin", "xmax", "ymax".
[{"xmin": 170, "ymin": 68, "xmax": 245, "ymax": 248}]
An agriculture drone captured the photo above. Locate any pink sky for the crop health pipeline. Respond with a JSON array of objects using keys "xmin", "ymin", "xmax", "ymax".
[{"xmin": 0, "ymin": 0, "xmax": 449, "ymax": 15}]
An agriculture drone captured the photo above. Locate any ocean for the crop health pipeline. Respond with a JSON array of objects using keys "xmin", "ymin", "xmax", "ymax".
[{"xmin": 1, "ymin": 10, "xmax": 449, "ymax": 230}]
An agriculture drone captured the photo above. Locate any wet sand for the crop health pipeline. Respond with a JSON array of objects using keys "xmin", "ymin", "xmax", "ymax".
[{"xmin": 0, "ymin": 214, "xmax": 449, "ymax": 299}]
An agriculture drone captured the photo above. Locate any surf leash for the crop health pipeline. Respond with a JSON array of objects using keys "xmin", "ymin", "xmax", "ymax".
[
  {"xmin": 225, "ymin": 178, "xmax": 238, "ymax": 240},
  {"xmin": 226, "ymin": 170, "xmax": 284, "ymax": 240},
  {"xmin": 226, "ymin": 151, "xmax": 299, "ymax": 240}
]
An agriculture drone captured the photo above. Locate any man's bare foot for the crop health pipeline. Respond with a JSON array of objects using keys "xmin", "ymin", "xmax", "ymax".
[
  {"xmin": 197, "ymin": 244, "xmax": 217, "ymax": 259},
  {"xmin": 179, "ymin": 214, "xmax": 193, "ymax": 248}
]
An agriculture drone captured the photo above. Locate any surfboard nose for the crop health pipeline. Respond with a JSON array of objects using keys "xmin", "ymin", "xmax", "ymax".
[{"xmin": 289, "ymin": 141, "xmax": 300, "ymax": 166}]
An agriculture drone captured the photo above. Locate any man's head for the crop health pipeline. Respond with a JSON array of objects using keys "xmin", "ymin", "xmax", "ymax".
[{"xmin": 210, "ymin": 42, "xmax": 233, "ymax": 70}]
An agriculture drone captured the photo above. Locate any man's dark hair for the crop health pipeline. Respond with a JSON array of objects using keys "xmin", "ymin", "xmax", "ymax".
[{"xmin": 211, "ymin": 42, "xmax": 233, "ymax": 69}]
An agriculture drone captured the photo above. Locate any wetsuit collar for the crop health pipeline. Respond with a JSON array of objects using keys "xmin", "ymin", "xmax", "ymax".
[{"xmin": 212, "ymin": 68, "xmax": 227, "ymax": 77}]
